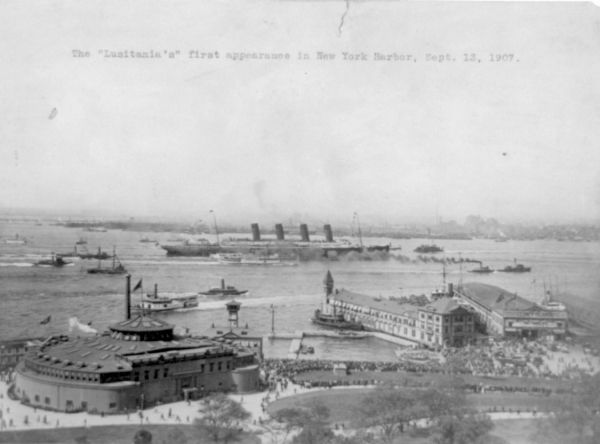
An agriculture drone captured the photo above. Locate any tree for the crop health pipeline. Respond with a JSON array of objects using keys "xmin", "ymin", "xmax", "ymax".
[
  {"xmin": 270, "ymin": 402, "xmax": 331, "ymax": 444},
  {"xmin": 535, "ymin": 373, "xmax": 600, "ymax": 444},
  {"xmin": 354, "ymin": 386, "xmax": 428, "ymax": 444},
  {"xmin": 133, "ymin": 429, "xmax": 153, "ymax": 444},
  {"xmin": 433, "ymin": 413, "xmax": 494, "ymax": 444},
  {"xmin": 195, "ymin": 393, "xmax": 251, "ymax": 443}
]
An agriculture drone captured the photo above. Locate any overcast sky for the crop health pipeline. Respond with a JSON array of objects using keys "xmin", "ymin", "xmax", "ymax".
[{"xmin": 1, "ymin": 1, "xmax": 599, "ymax": 225}]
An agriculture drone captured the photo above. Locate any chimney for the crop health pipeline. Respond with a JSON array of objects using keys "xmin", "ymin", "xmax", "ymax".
[
  {"xmin": 251, "ymin": 223, "xmax": 261, "ymax": 241},
  {"xmin": 275, "ymin": 223, "xmax": 285, "ymax": 240},
  {"xmin": 324, "ymin": 224, "xmax": 334, "ymax": 242},
  {"xmin": 300, "ymin": 224, "xmax": 310, "ymax": 242},
  {"xmin": 447, "ymin": 282, "xmax": 454, "ymax": 297},
  {"xmin": 125, "ymin": 274, "xmax": 131, "ymax": 320}
]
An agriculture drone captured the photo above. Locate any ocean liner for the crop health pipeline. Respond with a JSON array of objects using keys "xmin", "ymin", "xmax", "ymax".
[{"xmin": 161, "ymin": 223, "xmax": 390, "ymax": 259}]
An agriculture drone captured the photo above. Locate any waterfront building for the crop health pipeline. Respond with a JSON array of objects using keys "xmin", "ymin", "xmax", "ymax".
[
  {"xmin": 0, "ymin": 337, "xmax": 44, "ymax": 371},
  {"xmin": 13, "ymin": 277, "xmax": 260, "ymax": 413},
  {"xmin": 325, "ymin": 273, "xmax": 476, "ymax": 348},
  {"xmin": 453, "ymin": 282, "xmax": 568, "ymax": 339}
]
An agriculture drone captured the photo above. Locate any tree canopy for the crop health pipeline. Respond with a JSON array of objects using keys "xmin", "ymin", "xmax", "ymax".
[{"xmin": 195, "ymin": 393, "xmax": 251, "ymax": 443}]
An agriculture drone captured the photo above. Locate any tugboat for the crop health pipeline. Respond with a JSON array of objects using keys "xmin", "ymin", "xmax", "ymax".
[
  {"xmin": 311, "ymin": 271, "xmax": 363, "ymax": 331},
  {"xmin": 199, "ymin": 279, "xmax": 248, "ymax": 297},
  {"xmin": 34, "ymin": 254, "xmax": 71, "ymax": 267},
  {"xmin": 498, "ymin": 259, "xmax": 531, "ymax": 273},
  {"xmin": 78, "ymin": 247, "xmax": 111, "ymax": 260},
  {"xmin": 87, "ymin": 247, "xmax": 127, "ymax": 274},
  {"xmin": 469, "ymin": 262, "xmax": 495, "ymax": 273}
]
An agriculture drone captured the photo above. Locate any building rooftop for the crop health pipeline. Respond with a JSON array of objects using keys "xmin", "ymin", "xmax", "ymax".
[
  {"xmin": 29, "ymin": 333, "xmax": 223, "ymax": 374},
  {"xmin": 421, "ymin": 297, "xmax": 471, "ymax": 315},
  {"xmin": 110, "ymin": 315, "xmax": 174, "ymax": 334},
  {"xmin": 334, "ymin": 289, "xmax": 419, "ymax": 318},
  {"xmin": 457, "ymin": 282, "xmax": 540, "ymax": 314}
]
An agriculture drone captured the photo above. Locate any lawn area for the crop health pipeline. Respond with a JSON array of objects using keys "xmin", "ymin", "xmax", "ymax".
[
  {"xmin": 267, "ymin": 388, "xmax": 561, "ymax": 425},
  {"xmin": 267, "ymin": 390, "xmax": 557, "ymax": 443},
  {"xmin": 0, "ymin": 424, "xmax": 260, "ymax": 444},
  {"xmin": 293, "ymin": 369, "xmax": 572, "ymax": 392}
]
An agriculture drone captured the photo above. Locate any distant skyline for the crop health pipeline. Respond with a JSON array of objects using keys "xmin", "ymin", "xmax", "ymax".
[{"xmin": 1, "ymin": 2, "xmax": 599, "ymax": 226}]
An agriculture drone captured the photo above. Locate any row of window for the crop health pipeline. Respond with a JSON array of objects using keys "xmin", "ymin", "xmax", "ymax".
[
  {"xmin": 26, "ymin": 361, "xmax": 101, "ymax": 382},
  {"xmin": 132, "ymin": 360, "xmax": 232, "ymax": 382}
]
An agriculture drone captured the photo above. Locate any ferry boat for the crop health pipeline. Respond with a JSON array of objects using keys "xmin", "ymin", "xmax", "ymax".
[
  {"xmin": 469, "ymin": 264, "xmax": 494, "ymax": 273},
  {"xmin": 134, "ymin": 286, "xmax": 199, "ymax": 313},
  {"xmin": 199, "ymin": 279, "xmax": 248, "ymax": 297},
  {"xmin": 311, "ymin": 309, "xmax": 363, "ymax": 331}
]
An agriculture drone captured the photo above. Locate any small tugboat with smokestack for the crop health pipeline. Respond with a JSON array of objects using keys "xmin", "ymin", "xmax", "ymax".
[
  {"xmin": 34, "ymin": 253, "xmax": 71, "ymax": 267},
  {"xmin": 86, "ymin": 247, "xmax": 127, "ymax": 274},
  {"xmin": 199, "ymin": 278, "xmax": 248, "ymax": 297}
]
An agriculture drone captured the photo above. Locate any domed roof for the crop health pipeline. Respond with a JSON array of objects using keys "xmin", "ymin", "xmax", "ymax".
[{"xmin": 110, "ymin": 315, "xmax": 174, "ymax": 335}]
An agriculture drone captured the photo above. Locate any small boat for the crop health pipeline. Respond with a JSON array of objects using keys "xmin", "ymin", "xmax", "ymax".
[
  {"xmin": 140, "ymin": 237, "xmax": 158, "ymax": 243},
  {"xmin": 75, "ymin": 238, "xmax": 87, "ymax": 245},
  {"xmin": 211, "ymin": 253, "xmax": 243, "ymax": 264},
  {"xmin": 498, "ymin": 259, "xmax": 531, "ymax": 273},
  {"xmin": 34, "ymin": 254, "xmax": 71, "ymax": 267},
  {"xmin": 134, "ymin": 285, "xmax": 199, "ymax": 313},
  {"xmin": 414, "ymin": 244, "xmax": 444, "ymax": 253},
  {"xmin": 311, "ymin": 309, "xmax": 363, "ymax": 330},
  {"xmin": 470, "ymin": 264, "xmax": 494, "ymax": 273},
  {"xmin": 87, "ymin": 248, "xmax": 127, "ymax": 274},
  {"xmin": 5, "ymin": 234, "xmax": 27, "ymax": 245},
  {"xmin": 199, "ymin": 279, "xmax": 248, "ymax": 297},
  {"xmin": 78, "ymin": 247, "xmax": 111, "ymax": 260}
]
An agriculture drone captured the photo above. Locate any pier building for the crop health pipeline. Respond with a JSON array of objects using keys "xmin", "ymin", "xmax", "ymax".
[
  {"xmin": 324, "ymin": 273, "xmax": 476, "ymax": 348},
  {"xmin": 13, "ymin": 277, "xmax": 260, "ymax": 413},
  {"xmin": 453, "ymin": 282, "xmax": 568, "ymax": 339}
]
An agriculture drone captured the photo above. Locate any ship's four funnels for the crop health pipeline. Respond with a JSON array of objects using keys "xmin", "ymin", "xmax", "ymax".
[
  {"xmin": 324, "ymin": 224, "xmax": 334, "ymax": 242},
  {"xmin": 275, "ymin": 223, "xmax": 285, "ymax": 240},
  {"xmin": 251, "ymin": 223, "xmax": 261, "ymax": 241},
  {"xmin": 300, "ymin": 224, "xmax": 310, "ymax": 242}
]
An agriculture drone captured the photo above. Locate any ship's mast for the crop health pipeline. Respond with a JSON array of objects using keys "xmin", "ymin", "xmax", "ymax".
[{"xmin": 209, "ymin": 210, "xmax": 220, "ymax": 245}]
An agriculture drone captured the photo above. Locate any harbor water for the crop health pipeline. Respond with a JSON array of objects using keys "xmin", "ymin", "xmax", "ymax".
[{"xmin": 1, "ymin": 221, "xmax": 599, "ymax": 361}]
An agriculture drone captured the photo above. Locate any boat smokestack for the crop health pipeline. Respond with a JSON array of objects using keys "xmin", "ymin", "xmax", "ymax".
[
  {"xmin": 221, "ymin": 278, "xmax": 225, "ymax": 290},
  {"xmin": 324, "ymin": 224, "xmax": 334, "ymax": 242},
  {"xmin": 275, "ymin": 223, "xmax": 285, "ymax": 241},
  {"xmin": 448, "ymin": 282, "xmax": 454, "ymax": 297},
  {"xmin": 154, "ymin": 283, "xmax": 158, "ymax": 298},
  {"xmin": 300, "ymin": 224, "xmax": 310, "ymax": 242},
  {"xmin": 125, "ymin": 274, "xmax": 131, "ymax": 320},
  {"xmin": 251, "ymin": 223, "xmax": 261, "ymax": 241}
]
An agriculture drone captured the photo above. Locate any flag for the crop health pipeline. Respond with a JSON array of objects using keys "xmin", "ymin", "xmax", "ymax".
[
  {"xmin": 133, "ymin": 279, "xmax": 143, "ymax": 292},
  {"xmin": 40, "ymin": 315, "xmax": 51, "ymax": 325}
]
